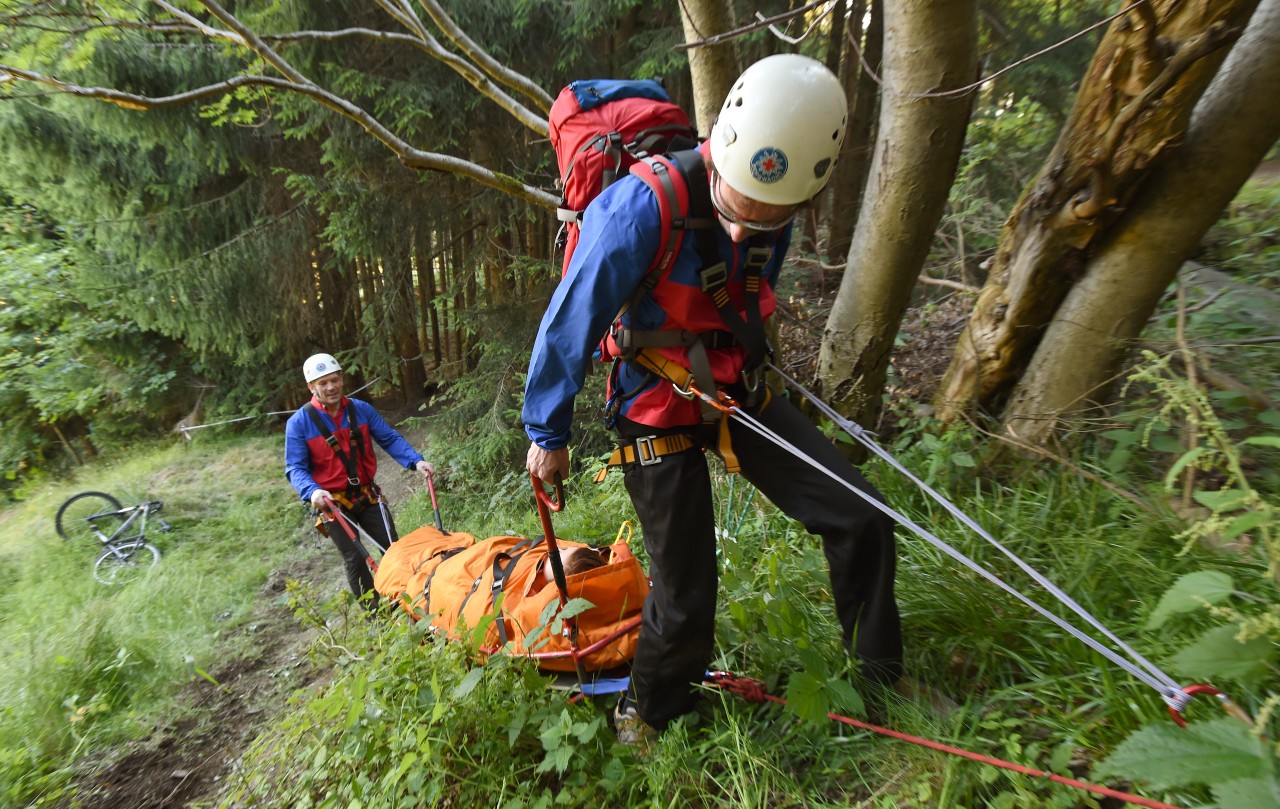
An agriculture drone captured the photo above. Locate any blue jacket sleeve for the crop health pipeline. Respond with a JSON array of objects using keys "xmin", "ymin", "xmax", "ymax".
[
  {"xmin": 283, "ymin": 409, "xmax": 319, "ymax": 503},
  {"xmin": 355, "ymin": 399, "xmax": 425, "ymax": 469},
  {"xmin": 522, "ymin": 178, "xmax": 662, "ymax": 449}
]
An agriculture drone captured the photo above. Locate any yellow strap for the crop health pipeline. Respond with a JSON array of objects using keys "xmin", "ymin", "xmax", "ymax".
[
  {"xmin": 718, "ymin": 412, "xmax": 740, "ymax": 474},
  {"xmin": 632, "ymin": 348, "xmax": 695, "ymax": 390},
  {"xmin": 592, "ymin": 434, "xmax": 696, "ymax": 483},
  {"xmin": 716, "ymin": 385, "xmax": 769, "ymax": 475}
]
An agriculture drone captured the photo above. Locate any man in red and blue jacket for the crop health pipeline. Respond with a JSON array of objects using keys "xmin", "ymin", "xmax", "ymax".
[
  {"xmin": 285, "ymin": 352, "xmax": 432, "ymax": 602},
  {"xmin": 524, "ymin": 55, "xmax": 904, "ymax": 744}
]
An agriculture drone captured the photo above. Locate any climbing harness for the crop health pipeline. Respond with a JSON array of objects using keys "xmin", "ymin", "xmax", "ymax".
[
  {"xmin": 613, "ymin": 350, "xmax": 1250, "ymax": 730},
  {"xmin": 304, "ymin": 402, "xmax": 367, "ymax": 502}
]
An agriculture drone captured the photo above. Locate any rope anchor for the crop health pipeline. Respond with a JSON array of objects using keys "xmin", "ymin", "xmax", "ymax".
[{"xmin": 1166, "ymin": 683, "xmax": 1255, "ymax": 729}]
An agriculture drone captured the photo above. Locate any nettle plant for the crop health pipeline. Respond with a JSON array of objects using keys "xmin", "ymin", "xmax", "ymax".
[{"xmin": 1098, "ymin": 353, "xmax": 1280, "ymax": 809}]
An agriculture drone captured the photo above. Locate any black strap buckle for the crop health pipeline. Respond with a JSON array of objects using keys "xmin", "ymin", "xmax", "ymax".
[
  {"xmin": 700, "ymin": 262, "xmax": 728, "ymax": 292},
  {"xmin": 745, "ymin": 246, "xmax": 772, "ymax": 270}
]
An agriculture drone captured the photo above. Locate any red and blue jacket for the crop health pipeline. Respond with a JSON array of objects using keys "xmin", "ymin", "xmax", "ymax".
[
  {"xmin": 523, "ymin": 144, "xmax": 790, "ymax": 450},
  {"xmin": 284, "ymin": 395, "xmax": 424, "ymax": 503}
]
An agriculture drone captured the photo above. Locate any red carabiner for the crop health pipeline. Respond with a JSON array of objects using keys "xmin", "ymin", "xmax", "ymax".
[{"xmin": 1168, "ymin": 683, "xmax": 1253, "ymax": 728}]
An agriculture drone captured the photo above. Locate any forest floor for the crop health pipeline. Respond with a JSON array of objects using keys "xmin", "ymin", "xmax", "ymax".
[
  {"xmin": 50, "ymin": 241, "xmax": 1279, "ymax": 807},
  {"xmin": 60, "ymin": 241, "xmax": 1280, "ymax": 809},
  {"xmin": 48, "ymin": 313, "xmax": 956, "ymax": 808},
  {"xmin": 48, "ymin": 302, "xmax": 966, "ymax": 808},
  {"xmin": 51, "ymin": 429, "xmax": 434, "ymax": 809}
]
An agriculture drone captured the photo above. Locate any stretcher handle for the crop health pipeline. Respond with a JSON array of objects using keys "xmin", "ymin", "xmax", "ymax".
[
  {"xmin": 530, "ymin": 473, "xmax": 589, "ymax": 687},
  {"xmin": 320, "ymin": 500, "xmax": 378, "ymax": 574},
  {"xmin": 423, "ymin": 469, "xmax": 446, "ymax": 533},
  {"xmin": 531, "ymin": 473, "xmax": 569, "ymax": 607}
]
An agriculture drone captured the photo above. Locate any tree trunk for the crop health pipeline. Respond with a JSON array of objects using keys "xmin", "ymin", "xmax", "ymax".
[
  {"xmin": 826, "ymin": 0, "xmax": 882, "ymax": 265},
  {"xmin": 816, "ymin": 0, "xmax": 978, "ymax": 435},
  {"xmin": 393, "ymin": 255, "xmax": 429, "ymax": 401},
  {"xmin": 678, "ymin": 0, "xmax": 740, "ymax": 135},
  {"xmin": 1002, "ymin": 0, "xmax": 1280, "ymax": 443},
  {"xmin": 935, "ymin": 0, "xmax": 1259, "ymax": 423},
  {"xmin": 415, "ymin": 229, "xmax": 442, "ymax": 371}
]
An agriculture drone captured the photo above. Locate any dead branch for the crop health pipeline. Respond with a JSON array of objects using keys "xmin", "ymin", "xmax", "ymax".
[
  {"xmin": 417, "ymin": 0, "xmax": 554, "ymax": 113},
  {"xmin": 0, "ymin": 65, "xmax": 557, "ymax": 208},
  {"xmin": 920, "ymin": 276, "xmax": 980, "ymax": 294},
  {"xmin": 675, "ymin": 0, "xmax": 833, "ymax": 50}
]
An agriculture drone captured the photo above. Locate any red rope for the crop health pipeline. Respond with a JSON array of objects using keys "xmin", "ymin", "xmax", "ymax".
[{"xmin": 703, "ymin": 672, "xmax": 1186, "ymax": 809}]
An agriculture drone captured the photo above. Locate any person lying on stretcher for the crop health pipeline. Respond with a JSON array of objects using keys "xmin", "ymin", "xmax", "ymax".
[{"xmin": 373, "ymin": 524, "xmax": 648, "ymax": 673}]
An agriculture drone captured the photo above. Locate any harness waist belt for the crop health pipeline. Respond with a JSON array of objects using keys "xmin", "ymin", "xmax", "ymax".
[{"xmin": 593, "ymin": 434, "xmax": 696, "ymax": 483}]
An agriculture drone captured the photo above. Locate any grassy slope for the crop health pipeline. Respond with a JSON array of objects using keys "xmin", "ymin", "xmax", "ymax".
[
  {"xmin": 0, "ymin": 434, "xmax": 324, "ymax": 806},
  {"xmin": 0, "ymin": 418, "xmax": 1269, "ymax": 808}
]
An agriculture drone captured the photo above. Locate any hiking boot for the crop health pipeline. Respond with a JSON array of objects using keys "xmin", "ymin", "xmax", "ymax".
[{"xmin": 613, "ymin": 696, "xmax": 658, "ymax": 749}]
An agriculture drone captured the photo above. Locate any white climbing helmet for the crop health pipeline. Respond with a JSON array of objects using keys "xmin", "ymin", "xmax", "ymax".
[
  {"xmin": 302, "ymin": 353, "xmax": 342, "ymax": 383},
  {"xmin": 709, "ymin": 53, "xmax": 848, "ymax": 206}
]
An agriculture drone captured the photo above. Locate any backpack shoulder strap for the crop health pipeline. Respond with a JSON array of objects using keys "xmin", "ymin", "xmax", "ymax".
[
  {"xmin": 625, "ymin": 149, "xmax": 715, "ymax": 312},
  {"xmin": 346, "ymin": 399, "xmax": 364, "ymax": 464}
]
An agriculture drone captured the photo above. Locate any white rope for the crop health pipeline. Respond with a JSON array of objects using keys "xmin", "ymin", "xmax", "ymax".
[
  {"xmin": 177, "ymin": 376, "xmax": 384, "ymax": 435},
  {"xmin": 736, "ymin": 367, "xmax": 1188, "ymax": 706}
]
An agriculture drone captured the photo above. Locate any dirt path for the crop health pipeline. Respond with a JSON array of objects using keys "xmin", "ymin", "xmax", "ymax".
[
  {"xmin": 56, "ymin": 551, "xmax": 332, "ymax": 809},
  {"xmin": 53, "ymin": 415, "xmax": 434, "ymax": 809}
]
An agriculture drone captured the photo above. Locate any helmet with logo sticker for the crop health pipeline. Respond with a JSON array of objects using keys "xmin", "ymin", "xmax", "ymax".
[
  {"xmin": 709, "ymin": 54, "xmax": 848, "ymax": 206},
  {"xmin": 303, "ymin": 353, "xmax": 342, "ymax": 383}
]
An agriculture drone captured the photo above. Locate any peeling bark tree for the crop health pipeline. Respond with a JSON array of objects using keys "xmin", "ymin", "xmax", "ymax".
[
  {"xmin": 935, "ymin": 0, "xmax": 1260, "ymax": 427},
  {"xmin": 1002, "ymin": 0, "xmax": 1280, "ymax": 444},
  {"xmin": 816, "ymin": 0, "xmax": 978, "ymax": 433}
]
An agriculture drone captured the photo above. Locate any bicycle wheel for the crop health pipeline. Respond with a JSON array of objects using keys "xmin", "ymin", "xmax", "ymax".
[
  {"xmin": 56, "ymin": 491, "xmax": 123, "ymax": 543},
  {"xmin": 93, "ymin": 542, "xmax": 160, "ymax": 585}
]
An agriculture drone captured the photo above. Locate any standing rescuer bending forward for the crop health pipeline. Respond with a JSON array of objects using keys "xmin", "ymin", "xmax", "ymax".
[
  {"xmin": 285, "ymin": 353, "xmax": 433, "ymax": 605},
  {"xmin": 523, "ymin": 54, "xmax": 905, "ymax": 744}
]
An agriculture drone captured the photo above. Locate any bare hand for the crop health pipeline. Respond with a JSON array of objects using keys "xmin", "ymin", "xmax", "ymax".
[
  {"xmin": 310, "ymin": 489, "xmax": 334, "ymax": 510},
  {"xmin": 526, "ymin": 443, "xmax": 570, "ymax": 485},
  {"xmin": 415, "ymin": 460, "xmax": 435, "ymax": 477}
]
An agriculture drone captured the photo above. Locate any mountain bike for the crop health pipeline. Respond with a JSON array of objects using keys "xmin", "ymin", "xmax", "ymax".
[{"xmin": 55, "ymin": 491, "xmax": 170, "ymax": 585}]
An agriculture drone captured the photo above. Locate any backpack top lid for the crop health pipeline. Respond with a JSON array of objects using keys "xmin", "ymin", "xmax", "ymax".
[
  {"xmin": 549, "ymin": 79, "xmax": 693, "ymax": 195},
  {"xmin": 565, "ymin": 79, "xmax": 673, "ymax": 112},
  {"xmin": 549, "ymin": 78, "xmax": 696, "ymax": 276}
]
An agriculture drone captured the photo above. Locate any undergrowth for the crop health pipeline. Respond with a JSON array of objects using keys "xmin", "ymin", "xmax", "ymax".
[
  {"xmin": 224, "ymin": 393, "xmax": 1278, "ymax": 808},
  {"xmin": 3, "ymin": 351, "xmax": 1275, "ymax": 807},
  {"xmin": 0, "ymin": 435, "xmax": 310, "ymax": 806}
]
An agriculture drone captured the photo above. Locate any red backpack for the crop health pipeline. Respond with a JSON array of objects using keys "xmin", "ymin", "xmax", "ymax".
[{"xmin": 549, "ymin": 79, "xmax": 699, "ymax": 277}]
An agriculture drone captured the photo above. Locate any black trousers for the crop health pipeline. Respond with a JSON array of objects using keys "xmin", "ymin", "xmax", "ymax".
[
  {"xmin": 327, "ymin": 498, "xmax": 398, "ymax": 602},
  {"xmin": 619, "ymin": 393, "xmax": 902, "ymax": 730}
]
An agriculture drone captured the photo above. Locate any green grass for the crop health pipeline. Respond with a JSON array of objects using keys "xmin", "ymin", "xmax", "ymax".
[
  {"xmin": 223, "ymin": 423, "xmax": 1275, "ymax": 809},
  {"xmin": 3, "ymin": 420, "xmax": 1275, "ymax": 808},
  {"xmin": 0, "ymin": 435, "xmax": 317, "ymax": 805}
]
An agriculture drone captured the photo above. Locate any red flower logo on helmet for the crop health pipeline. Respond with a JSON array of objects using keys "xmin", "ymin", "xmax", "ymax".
[{"xmin": 749, "ymin": 147, "xmax": 788, "ymax": 184}]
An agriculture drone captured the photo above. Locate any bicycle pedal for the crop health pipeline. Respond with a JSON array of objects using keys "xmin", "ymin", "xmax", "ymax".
[{"xmin": 158, "ymin": 520, "xmax": 172, "ymax": 532}]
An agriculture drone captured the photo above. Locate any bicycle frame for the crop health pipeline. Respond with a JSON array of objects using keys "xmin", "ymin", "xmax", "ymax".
[{"xmin": 89, "ymin": 501, "xmax": 166, "ymax": 559}]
